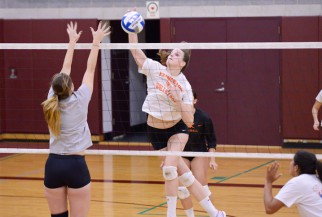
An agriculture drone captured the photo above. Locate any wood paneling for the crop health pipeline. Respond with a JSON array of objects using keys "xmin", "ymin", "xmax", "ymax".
[
  {"xmin": 172, "ymin": 17, "xmax": 281, "ymax": 146},
  {"xmin": 2, "ymin": 19, "xmax": 102, "ymax": 134},
  {"xmin": 281, "ymin": 17, "xmax": 319, "ymax": 139}
]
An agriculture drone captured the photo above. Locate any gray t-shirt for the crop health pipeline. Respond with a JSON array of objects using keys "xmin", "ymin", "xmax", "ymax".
[{"xmin": 47, "ymin": 83, "xmax": 93, "ymax": 154}]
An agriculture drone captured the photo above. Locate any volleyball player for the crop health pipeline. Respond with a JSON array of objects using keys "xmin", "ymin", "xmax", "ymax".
[
  {"xmin": 312, "ymin": 90, "xmax": 322, "ymax": 131},
  {"xmin": 178, "ymin": 90, "xmax": 218, "ymax": 217},
  {"xmin": 41, "ymin": 21, "xmax": 111, "ymax": 217},
  {"xmin": 264, "ymin": 150, "xmax": 322, "ymax": 216},
  {"xmin": 127, "ymin": 32, "xmax": 226, "ymax": 216}
]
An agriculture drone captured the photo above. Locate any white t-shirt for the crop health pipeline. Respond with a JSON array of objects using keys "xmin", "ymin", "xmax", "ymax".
[
  {"xmin": 275, "ymin": 174, "xmax": 322, "ymax": 217},
  {"xmin": 315, "ymin": 90, "xmax": 322, "ymax": 103},
  {"xmin": 140, "ymin": 58, "xmax": 193, "ymax": 121}
]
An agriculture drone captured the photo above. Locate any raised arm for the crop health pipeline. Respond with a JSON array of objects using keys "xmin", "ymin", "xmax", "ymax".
[
  {"xmin": 128, "ymin": 33, "xmax": 147, "ymax": 69},
  {"xmin": 82, "ymin": 22, "xmax": 111, "ymax": 93},
  {"xmin": 61, "ymin": 21, "xmax": 82, "ymax": 75},
  {"xmin": 312, "ymin": 100, "xmax": 322, "ymax": 131},
  {"xmin": 263, "ymin": 162, "xmax": 285, "ymax": 214}
]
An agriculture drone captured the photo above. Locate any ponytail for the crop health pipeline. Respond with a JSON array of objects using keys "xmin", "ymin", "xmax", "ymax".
[
  {"xmin": 41, "ymin": 95, "xmax": 61, "ymax": 137},
  {"xmin": 157, "ymin": 49, "xmax": 171, "ymax": 66},
  {"xmin": 316, "ymin": 160, "xmax": 322, "ymax": 182}
]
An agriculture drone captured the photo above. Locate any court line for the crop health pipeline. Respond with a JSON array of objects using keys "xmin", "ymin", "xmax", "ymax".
[
  {"xmin": 138, "ymin": 160, "xmax": 276, "ymax": 215},
  {"xmin": 212, "ymin": 160, "xmax": 275, "ymax": 183}
]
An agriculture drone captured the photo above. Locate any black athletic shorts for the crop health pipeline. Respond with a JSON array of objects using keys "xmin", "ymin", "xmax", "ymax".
[
  {"xmin": 147, "ymin": 119, "xmax": 189, "ymax": 150},
  {"xmin": 183, "ymin": 156, "xmax": 195, "ymax": 161},
  {"xmin": 44, "ymin": 154, "xmax": 91, "ymax": 189}
]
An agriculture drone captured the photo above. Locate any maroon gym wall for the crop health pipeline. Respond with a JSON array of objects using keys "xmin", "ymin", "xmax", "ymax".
[
  {"xmin": 281, "ymin": 17, "xmax": 320, "ymax": 140},
  {"xmin": 0, "ymin": 19, "xmax": 4, "ymax": 134},
  {"xmin": 1, "ymin": 19, "xmax": 102, "ymax": 135}
]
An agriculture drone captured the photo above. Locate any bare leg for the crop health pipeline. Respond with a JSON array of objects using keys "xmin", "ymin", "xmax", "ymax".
[
  {"xmin": 191, "ymin": 157, "xmax": 213, "ymax": 201},
  {"xmin": 163, "ymin": 133, "xmax": 188, "ymax": 217},
  {"xmin": 44, "ymin": 186, "xmax": 68, "ymax": 215},
  {"xmin": 178, "ymin": 158, "xmax": 194, "ymax": 217},
  {"xmin": 68, "ymin": 183, "xmax": 91, "ymax": 217}
]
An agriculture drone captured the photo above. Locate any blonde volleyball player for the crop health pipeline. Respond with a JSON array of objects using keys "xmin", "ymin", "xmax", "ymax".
[
  {"xmin": 312, "ymin": 90, "xmax": 322, "ymax": 131},
  {"xmin": 127, "ymin": 30, "xmax": 226, "ymax": 216},
  {"xmin": 264, "ymin": 150, "xmax": 322, "ymax": 216},
  {"xmin": 41, "ymin": 21, "xmax": 111, "ymax": 217}
]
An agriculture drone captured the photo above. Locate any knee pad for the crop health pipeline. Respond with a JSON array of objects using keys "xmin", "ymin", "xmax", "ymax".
[
  {"xmin": 177, "ymin": 186, "xmax": 190, "ymax": 200},
  {"xmin": 203, "ymin": 185, "xmax": 211, "ymax": 197},
  {"xmin": 178, "ymin": 171, "xmax": 195, "ymax": 187},
  {"xmin": 162, "ymin": 166, "xmax": 178, "ymax": 180},
  {"xmin": 51, "ymin": 210, "xmax": 68, "ymax": 217}
]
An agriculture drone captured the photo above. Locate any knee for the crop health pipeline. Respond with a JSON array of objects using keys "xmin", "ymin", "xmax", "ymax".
[
  {"xmin": 177, "ymin": 186, "xmax": 190, "ymax": 200},
  {"xmin": 162, "ymin": 166, "xmax": 178, "ymax": 180},
  {"xmin": 178, "ymin": 171, "xmax": 195, "ymax": 187}
]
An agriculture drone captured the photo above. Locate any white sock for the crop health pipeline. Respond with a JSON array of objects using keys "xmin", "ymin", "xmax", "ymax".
[
  {"xmin": 166, "ymin": 196, "xmax": 177, "ymax": 217},
  {"xmin": 184, "ymin": 207, "xmax": 195, "ymax": 217},
  {"xmin": 199, "ymin": 197, "xmax": 218, "ymax": 217}
]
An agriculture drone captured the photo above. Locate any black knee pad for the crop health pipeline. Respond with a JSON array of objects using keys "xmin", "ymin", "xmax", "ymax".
[{"xmin": 51, "ymin": 210, "xmax": 68, "ymax": 217}]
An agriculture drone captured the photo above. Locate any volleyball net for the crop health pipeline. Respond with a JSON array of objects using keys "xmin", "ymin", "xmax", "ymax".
[{"xmin": 1, "ymin": 42, "xmax": 322, "ymax": 159}]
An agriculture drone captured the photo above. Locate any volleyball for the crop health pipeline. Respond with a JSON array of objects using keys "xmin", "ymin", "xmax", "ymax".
[{"xmin": 121, "ymin": 11, "xmax": 145, "ymax": 34}]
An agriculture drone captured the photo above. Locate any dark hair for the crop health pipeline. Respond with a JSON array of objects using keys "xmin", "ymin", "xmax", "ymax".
[
  {"xmin": 157, "ymin": 42, "xmax": 191, "ymax": 72},
  {"xmin": 157, "ymin": 49, "xmax": 171, "ymax": 66},
  {"xmin": 192, "ymin": 90, "xmax": 197, "ymax": 100},
  {"xmin": 294, "ymin": 150, "xmax": 322, "ymax": 182},
  {"xmin": 180, "ymin": 42, "xmax": 191, "ymax": 73}
]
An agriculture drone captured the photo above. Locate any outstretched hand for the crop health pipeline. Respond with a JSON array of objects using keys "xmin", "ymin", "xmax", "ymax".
[
  {"xmin": 67, "ymin": 21, "xmax": 82, "ymax": 43},
  {"xmin": 266, "ymin": 161, "xmax": 283, "ymax": 184},
  {"xmin": 90, "ymin": 21, "xmax": 112, "ymax": 44}
]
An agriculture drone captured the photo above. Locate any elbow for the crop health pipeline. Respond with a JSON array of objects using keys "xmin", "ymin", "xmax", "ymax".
[
  {"xmin": 264, "ymin": 206, "xmax": 277, "ymax": 215},
  {"xmin": 186, "ymin": 122, "xmax": 193, "ymax": 128}
]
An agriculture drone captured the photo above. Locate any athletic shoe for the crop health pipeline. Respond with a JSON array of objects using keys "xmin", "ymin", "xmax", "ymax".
[{"xmin": 216, "ymin": 210, "xmax": 226, "ymax": 217}]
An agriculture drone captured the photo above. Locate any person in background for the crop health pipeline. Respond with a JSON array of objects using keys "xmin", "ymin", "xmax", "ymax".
[
  {"xmin": 312, "ymin": 90, "xmax": 322, "ymax": 131},
  {"xmin": 264, "ymin": 150, "xmax": 322, "ymax": 217},
  {"xmin": 178, "ymin": 90, "xmax": 218, "ymax": 217},
  {"xmin": 41, "ymin": 21, "xmax": 111, "ymax": 217}
]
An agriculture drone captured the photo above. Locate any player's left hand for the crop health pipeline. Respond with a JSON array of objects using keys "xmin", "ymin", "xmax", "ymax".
[{"xmin": 209, "ymin": 160, "xmax": 218, "ymax": 171}]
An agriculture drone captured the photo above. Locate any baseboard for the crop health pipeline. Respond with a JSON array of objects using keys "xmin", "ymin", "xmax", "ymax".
[{"xmin": 0, "ymin": 133, "xmax": 103, "ymax": 143}]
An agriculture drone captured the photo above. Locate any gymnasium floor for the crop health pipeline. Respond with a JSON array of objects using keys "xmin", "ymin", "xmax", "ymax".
[{"xmin": 0, "ymin": 143, "xmax": 310, "ymax": 217}]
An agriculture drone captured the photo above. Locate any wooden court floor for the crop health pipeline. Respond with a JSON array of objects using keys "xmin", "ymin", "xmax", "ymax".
[
  {"xmin": 0, "ymin": 151, "xmax": 310, "ymax": 217},
  {"xmin": 0, "ymin": 146, "xmax": 320, "ymax": 217}
]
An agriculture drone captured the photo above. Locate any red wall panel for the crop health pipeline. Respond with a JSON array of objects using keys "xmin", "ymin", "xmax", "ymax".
[
  {"xmin": 0, "ymin": 19, "xmax": 4, "ymax": 134},
  {"xmin": 226, "ymin": 18, "xmax": 281, "ymax": 146},
  {"xmin": 318, "ymin": 17, "xmax": 322, "ymax": 139},
  {"xmin": 281, "ymin": 17, "xmax": 319, "ymax": 139},
  {"xmin": 160, "ymin": 18, "xmax": 171, "ymax": 43},
  {"xmin": 3, "ymin": 19, "xmax": 102, "ymax": 135}
]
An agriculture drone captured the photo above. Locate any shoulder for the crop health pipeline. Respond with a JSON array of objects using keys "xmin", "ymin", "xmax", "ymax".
[
  {"xmin": 179, "ymin": 73, "xmax": 191, "ymax": 85},
  {"xmin": 74, "ymin": 83, "xmax": 92, "ymax": 100},
  {"xmin": 283, "ymin": 175, "xmax": 307, "ymax": 189},
  {"xmin": 196, "ymin": 108, "xmax": 210, "ymax": 120},
  {"xmin": 143, "ymin": 58, "xmax": 164, "ymax": 69},
  {"xmin": 316, "ymin": 90, "xmax": 322, "ymax": 102}
]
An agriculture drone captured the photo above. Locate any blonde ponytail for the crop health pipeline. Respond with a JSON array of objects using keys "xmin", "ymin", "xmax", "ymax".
[{"xmin": 41, "ymin": 95, "xmax": 61, "ymax": 137}]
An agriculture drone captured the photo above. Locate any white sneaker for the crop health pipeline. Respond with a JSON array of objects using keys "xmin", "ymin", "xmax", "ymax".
[{"xmin": 216, "ymin": 211, "xmax": 226, "ymax": 217}]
